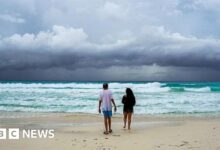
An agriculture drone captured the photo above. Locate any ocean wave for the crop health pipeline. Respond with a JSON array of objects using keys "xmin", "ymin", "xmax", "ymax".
[
  {"xmin": 170, "ymin": 87, "xmax": 185, "ymax": 92},
  {"xmin": 1, "ymin": 82, "xmax": 219, "ymax": 93},
  {"xmin": 0, "ymin": 82, "xmax": 220, "ymax": 115},
  {"xmin": 0, "ymin": 82, "xmax": 101, "ymax": 89},
  {"xmin": 184, "ymin": 87, "xmax": 211, "ymax": 92},
  {"xmin": 144, "ymin": 82, "xmax": 170, "ymax": 93}
]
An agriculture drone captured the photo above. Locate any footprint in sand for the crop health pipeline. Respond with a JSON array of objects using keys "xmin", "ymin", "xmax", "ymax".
[
  {"xmin": 179, "ymin": 141, "xmax": 189, "ymax": 146},
  {"xmin": 155, "ymin": 144, "xmax": 165, "ymax": 148},
  {"xmin": 169, "ymin": 141, "xmax": 189, "ymax": 147},
  {"xmin": 188, "ymin": 146, "xmax": 200, "ymax": 149},
  {"xmin": 112, "ymin": 134, "xmax": 120, "ymax": 137}
]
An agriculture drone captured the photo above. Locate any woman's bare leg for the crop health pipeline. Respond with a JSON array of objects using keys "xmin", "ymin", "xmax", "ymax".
[
  {"xmin": 123, "ymin": 112, "xmax": 127, "ymax": 128},
  {"xmin": 127, "ymin": 113, "xmax": 132, "ymax": 130}
]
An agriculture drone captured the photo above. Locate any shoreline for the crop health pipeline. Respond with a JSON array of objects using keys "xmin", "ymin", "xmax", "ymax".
[
  {"xmin": 1, "ymin": 110, "xmax": 220, "ymax": 117},
  {"xmin": 0, "ymin": 111, "xmax": 220, "ymax": 126}
]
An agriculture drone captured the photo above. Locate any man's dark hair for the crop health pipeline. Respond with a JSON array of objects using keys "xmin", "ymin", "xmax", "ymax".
[{"xmin": 103, "ymin": 83, "xmax": 108, "ymax": 89}]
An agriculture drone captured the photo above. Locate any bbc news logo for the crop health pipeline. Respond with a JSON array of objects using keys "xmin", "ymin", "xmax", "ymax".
[{"xmin": 0, "ymin": 128, "xmax": 54, "ymax": 140}]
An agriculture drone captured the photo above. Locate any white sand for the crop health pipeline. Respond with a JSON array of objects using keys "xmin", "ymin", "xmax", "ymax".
[{"xmin": 0, "ymin": 113, "xmax": 220, "ymax": 150}]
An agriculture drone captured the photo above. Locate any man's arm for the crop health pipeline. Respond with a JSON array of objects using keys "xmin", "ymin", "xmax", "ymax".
[
  {"xmin": 98, "ymin": 99, "xmax": 102, "ymax": 113},
  {"xmin": 111, "ymin": 99, "xmax": 117, "ymax": 112}
]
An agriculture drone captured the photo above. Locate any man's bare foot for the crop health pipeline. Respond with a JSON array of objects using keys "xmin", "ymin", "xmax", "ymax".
[{"xmin": 123, "ymin": 126, "xmax": 126, "ymax": 129}]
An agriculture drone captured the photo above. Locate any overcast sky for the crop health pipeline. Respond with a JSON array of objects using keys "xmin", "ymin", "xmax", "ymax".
[{"xmin": 0, "ymin": 0, "xmax": 220, "ymax": 81}]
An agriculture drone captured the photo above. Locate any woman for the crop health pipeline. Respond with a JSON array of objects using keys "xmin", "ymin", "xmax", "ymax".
[{"xmin": 122, "ymin": 88, "xmax": 136, "ymax": 130}]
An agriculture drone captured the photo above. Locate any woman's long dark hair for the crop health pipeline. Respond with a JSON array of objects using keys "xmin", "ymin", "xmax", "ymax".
[{"xmin": 126, "ymin": 88, "xmax": 136, "ymax": 106}]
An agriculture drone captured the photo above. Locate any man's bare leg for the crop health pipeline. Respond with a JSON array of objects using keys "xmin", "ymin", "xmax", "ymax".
[
  {"xmin": 108, "ymin": 117, "xmax": 112, "ymax": 132},
  {"xmin": 104, "ymin": 117, "xmax": 108, "ymax": 134}
]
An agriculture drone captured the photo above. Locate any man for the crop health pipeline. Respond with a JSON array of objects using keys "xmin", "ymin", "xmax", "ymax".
[{"xmin": 98, "ymin": 83, "xmax": 117, "ymax": 135}]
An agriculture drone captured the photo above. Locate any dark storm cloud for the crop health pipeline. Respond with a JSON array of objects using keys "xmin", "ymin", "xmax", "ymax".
[
  {"xmin": 1, "ymin": 0, "xmax": 220, "ymax": 81},
  {"xmin": 0, "ymin": 25, "xmax": 220, "ymax": 72}
]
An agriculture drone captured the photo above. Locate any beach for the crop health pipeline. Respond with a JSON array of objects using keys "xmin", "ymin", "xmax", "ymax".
[
  {"xmin": 0, "ymin": 113, "xmax": 220, "ymax": 150},
  {"xmin": 1, "ymin": 0, "xmax": 220, "ymax": 148}
]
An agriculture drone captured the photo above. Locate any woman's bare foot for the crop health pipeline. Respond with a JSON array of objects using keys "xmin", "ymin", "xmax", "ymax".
[
  {"xmin": 109, "ymin": 129, "xmax": 113, "ymax": 133},
  {"xmin": 103, "ymin": 131, "xmax": 109, "ymax": 135}
]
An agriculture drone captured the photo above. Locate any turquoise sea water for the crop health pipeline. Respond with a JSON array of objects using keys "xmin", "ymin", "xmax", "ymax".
[{"xmin": 0, "ymin": 81, "xmax": 220, "ymax": 115}]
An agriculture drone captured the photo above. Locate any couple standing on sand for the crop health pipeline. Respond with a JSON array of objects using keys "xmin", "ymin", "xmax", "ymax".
[{"xmin": 98, "ymin": 83, "xmax": 136, "ymax": 135}]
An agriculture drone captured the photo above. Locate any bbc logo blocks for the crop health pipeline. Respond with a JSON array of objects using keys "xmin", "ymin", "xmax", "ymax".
[
  {"xmin": 9, "ymin": 128, "xmax": 19, "ymax": 139},
  {"xmin": 0, "ymin": 129, "xmax": 6, "ymax": 139},
  {"xmin": 0, "ymin": 128, "xmax": 19, "ymax": 140},
  {"xmin": 0, "ymin": 128, "xmax": 55, "ymax": 139}
]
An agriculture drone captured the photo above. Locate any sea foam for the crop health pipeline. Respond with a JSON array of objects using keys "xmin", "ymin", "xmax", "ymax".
[
  {"xmin": 0, "ymin": 81, "xmax": 220, "ymax": 115},
  {"xmin": 184, "ymin": 87, "xmax": 211, "ymax": 92}
]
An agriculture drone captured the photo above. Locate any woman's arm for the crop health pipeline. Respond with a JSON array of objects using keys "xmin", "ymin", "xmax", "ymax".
[
  {"xmin": 133, "ymin": 98, "xmax": 136, "ymax": 106},
  {"xmin": 122, "ymin": 96, "xmax": 126, "ymax": 104}
]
